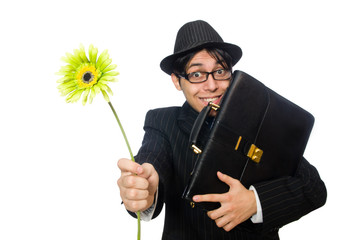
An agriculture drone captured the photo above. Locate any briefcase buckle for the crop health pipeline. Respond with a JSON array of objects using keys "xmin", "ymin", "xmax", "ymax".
[
  {"xmin": 191, "ymin": 144, "xmax": 202, "ymax": 154},
  {"xmin": 247, "ymin": 144, "xmax": 263, "ymax": 163},
  {"xmin": 208, "ymin": 102, "xmax": 220, "ymax": 111}
]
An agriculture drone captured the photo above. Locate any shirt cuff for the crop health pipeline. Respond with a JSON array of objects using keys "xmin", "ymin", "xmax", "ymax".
[
  {"xmin": 139, "ymin": 187, "xmax": 158, "ymax": 222},
  {"xmin": 249, "ymin": 185, "xmax": 263, "ymax": 223}
]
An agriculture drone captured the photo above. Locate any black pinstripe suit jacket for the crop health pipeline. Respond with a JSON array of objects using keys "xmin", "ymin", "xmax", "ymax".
[{"xmin": 134, "ymin": 102, "xmax": 327, "ymax": 240}]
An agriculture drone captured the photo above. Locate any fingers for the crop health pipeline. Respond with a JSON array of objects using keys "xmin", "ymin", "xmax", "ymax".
[
  {"xmin": 217, "ymin": 171, "xmax": 239, "ymax": 188},
  {"xmin": 214, "ymin": 215, "xmax": 235, "ymax": 232},
  {"xmin": 137, "ymin": 163, "xmax": 155, "ymax": 179},
  {"xmin": 117, "ymin": 158, "xmax": 142, "ymax": 175},
  {"xmin": 207, "ymin": 208, "xmax": 223, "ymax": 221},
  {"xmin": 117, "ymin": 159, "xmax": 158, "ymax": 186},
  {"xmin": 220, "ymin": 221, "xmax": 237, "ymax": 232},
  {"xmin": 118, "ymin": 173, "xmax": 151, "ymax": 212},
  {"xmin": 192, "ymin": 171, "xmax": 239, "ymax": 203},
  {"xmin": 117, "ymin": 158, "xmax": 159, "ymax": 212},
  {"xmin": 207, "ymin": 204, "xmax": 242, "ymax": 232},
  {"xmin": 193, "ymin": 171, "xmax": 251, "ymax": 231},
  {"xmin": 193, "ymin": 193, "xmax": 224, "ymax": 203},
  {"xmin": 118, "ymin": 173, "xmax": 149, "ymax": 189},
  {"xmin": 141, "ymin": 163, "xmax": 159, "ymax": 194},
  {"xmin": 122, "ymin": 185, "xmax": 149, "ymax": 200},
  {"xmin": 122, "ymin": 199, "xmax": 149, "ymax": 213}
]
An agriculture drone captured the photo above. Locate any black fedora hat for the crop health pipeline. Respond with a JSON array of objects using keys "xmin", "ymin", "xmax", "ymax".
[{"xmin": 160, "ymin": 20, "xmax": 242, "ymax": 75}]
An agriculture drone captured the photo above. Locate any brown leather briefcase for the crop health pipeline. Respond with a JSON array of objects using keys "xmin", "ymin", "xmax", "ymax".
[{"xmin": 182, "ymin": 70, "xmax": 315, "ymax": 211}]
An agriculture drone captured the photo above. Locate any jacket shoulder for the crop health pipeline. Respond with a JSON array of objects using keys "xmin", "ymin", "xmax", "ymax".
[{"xmin": 144, "ymin": 106, "xmax": 181, "ymax": 128}]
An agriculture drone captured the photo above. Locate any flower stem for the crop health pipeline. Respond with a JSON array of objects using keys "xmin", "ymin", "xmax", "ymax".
[
  {"xmin": 108, "ymin": 101, "xmax": 140, "ymax": 240},
  {"xmin": 137, "ymin": 211, "xmax": 141, "ymax": 239},
  {"xmin": 108, "ymin": 101, "xmax": 135, "ymax": 162}
]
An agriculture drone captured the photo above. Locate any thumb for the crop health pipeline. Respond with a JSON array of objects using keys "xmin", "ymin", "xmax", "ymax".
[
  {"xmin": 136, "ymin": 163, "xmax": 153, "ymax": 178},
  {"xmin": 139, "ymin": 163, "xmax": 159, "ymax": 192}
]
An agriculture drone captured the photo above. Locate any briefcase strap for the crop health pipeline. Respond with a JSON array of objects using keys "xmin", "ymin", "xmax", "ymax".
[{"xmin": 189, "ymin": 102, "xmax": 220, "ymax": 154}]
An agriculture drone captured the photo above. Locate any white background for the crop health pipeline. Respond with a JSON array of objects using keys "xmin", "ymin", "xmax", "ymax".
[{"xmin": 0, "ymin": 0, "xmax": 361, "ymax": 239}]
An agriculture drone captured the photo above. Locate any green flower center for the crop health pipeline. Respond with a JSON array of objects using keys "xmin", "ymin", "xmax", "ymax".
[{"xmin": 82, "ymin": 71, "xmax": 94, "ymax": 84}]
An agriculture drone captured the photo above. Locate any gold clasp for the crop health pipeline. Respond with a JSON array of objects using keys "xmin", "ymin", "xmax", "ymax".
[
  {"xmin": 208, "ymin": 102, "xmax": 220, "ymax": 111},
  {"xmin": 247, "ymin": 144, "xmax": 263, "ymax": 163},
  {"xmin": 234, "ymin": 136, "xmax": 242, "ymax": 150},
  {"xmin": 191, "ymin": 144, "xmax": 202, "ymax": 154}
]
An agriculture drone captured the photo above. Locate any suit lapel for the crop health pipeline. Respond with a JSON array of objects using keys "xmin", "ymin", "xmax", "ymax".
[{"xmin": 177, "ymin": 102, "xmax": 199, "ymax": 136}]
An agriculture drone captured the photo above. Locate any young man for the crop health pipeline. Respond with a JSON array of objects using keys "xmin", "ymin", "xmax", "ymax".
[{"xmin": 117, "ymin": 20, "xmax": 327, "ymax": 239}]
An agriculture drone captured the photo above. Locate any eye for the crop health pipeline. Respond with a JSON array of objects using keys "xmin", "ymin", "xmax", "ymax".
[
  {"xmin": 215, "ymin": 69, "xmax": 225, "ymax": 75},
  {"xmin": 190, "ymin": 72, "xmax": 203, "ymax": 78}
]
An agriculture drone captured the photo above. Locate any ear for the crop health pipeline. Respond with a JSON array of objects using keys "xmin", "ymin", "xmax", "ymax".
[{"xmin": 171, "ymin": 73, "xmax": 182, "ymax": 91}]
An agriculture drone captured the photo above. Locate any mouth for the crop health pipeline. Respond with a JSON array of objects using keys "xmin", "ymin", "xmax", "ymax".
[{"xmin": 199, "ymin": 95, "xmax": 223, "ymax": 105}]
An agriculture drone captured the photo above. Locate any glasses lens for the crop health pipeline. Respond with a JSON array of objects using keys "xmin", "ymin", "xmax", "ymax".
[
  {"xmin": 213, "ymin": 69, "xmax": 231, "ymax": 80},
  {"xmin": 188, "ymin": 72, "xmax": 207, "ymax": 83},
  {"xmin": 185, "ymin": 70, "xmax": 231, "ymax": 83}
]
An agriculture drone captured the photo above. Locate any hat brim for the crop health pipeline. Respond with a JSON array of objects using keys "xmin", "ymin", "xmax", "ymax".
[{"xmin": 160, "ymin": 42, "xmax": 242, "ymax": 75}]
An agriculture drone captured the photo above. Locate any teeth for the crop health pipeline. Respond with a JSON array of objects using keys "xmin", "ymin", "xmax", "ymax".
[{"xmin": 203, "ymin": 97, "xmax": 218, "ymax": 102}]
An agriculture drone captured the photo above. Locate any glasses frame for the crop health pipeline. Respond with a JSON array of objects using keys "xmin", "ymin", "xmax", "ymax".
[{"xmin": 178, "ymin": 69, "xmax": 232, "ymax": 84}]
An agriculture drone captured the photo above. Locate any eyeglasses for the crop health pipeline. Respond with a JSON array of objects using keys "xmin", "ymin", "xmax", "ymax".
[{"xmin": 178, "ymin": 69, "xmax": 232, "ymax": 83}]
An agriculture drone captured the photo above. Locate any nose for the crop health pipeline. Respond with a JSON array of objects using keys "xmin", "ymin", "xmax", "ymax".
[{"xmin": 203, "ymin": 74, "xmax": 218, "ymax": 91}]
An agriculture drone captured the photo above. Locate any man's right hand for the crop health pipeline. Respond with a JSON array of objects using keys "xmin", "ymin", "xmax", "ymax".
[{"xmin": 117, "ymin": 158, "xmax": 159, "ymax": 212}]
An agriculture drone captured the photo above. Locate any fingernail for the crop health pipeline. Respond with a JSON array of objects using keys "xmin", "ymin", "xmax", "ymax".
[
  {"xmin": 193, "ymin": 196, "xmax": 199, "ymax": 202},
  {"xmin": 137, "ymin": 166, "xmax": 142, "ymax": 174}
]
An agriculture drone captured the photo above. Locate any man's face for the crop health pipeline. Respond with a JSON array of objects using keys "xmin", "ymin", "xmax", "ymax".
[{"xmin": 171, "ymin": 49, "xmax": 231, "ymax": 113}]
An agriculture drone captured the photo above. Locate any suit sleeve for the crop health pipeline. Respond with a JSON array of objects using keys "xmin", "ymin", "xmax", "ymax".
[
  {"xmin": 253, "ymin": 157, "xmax": 327, "ymax": 232},
  {"xmin": 132, "ymin": 109, "xmax": 174, "ymax": 219}
]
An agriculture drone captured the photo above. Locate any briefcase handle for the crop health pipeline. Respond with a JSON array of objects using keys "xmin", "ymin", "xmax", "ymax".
[
  {"xmin": 189, "ymin": 101, "xmax": 263, "ymax": 163},
  {"xmin": 189, "ymin": 102, "xmax": 220, "ymax": 154}
]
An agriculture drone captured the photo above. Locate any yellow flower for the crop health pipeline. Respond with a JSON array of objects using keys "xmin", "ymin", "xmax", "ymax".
[
  {"xmin": 56, "ymin": 44, "xmax": 119, "ymax": 105},
  {"xmin": 57, "ymin": 45, "xmax": 141, "ymax": 240}
]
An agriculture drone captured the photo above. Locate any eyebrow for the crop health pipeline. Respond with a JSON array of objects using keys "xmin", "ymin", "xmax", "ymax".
[
  {"xmin": 187, "ymin": 63, "xmax": 203, "ymax": 69},
  {"xmin": 187, "ymin": 60, "xmax": 224, "ymax": 70}
]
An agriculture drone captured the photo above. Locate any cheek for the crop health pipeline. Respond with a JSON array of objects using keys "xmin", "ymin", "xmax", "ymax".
[
  {"xmin": 183, "ymin": 90, "xmax": 198, "ymax": 105},
  {"xmin": 181, "ymin": 83, "xmax": 199, "ymax": 99},
  {"xmin": 220, "ymin": 81, "xmax": 230, "ymax": 90},
  {"xmin": 182, "ymin": 87, "xmax": 204, "ymax": 111}
]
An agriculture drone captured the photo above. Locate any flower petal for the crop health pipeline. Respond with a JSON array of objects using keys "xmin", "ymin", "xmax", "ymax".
[
  {"xmin": 56, "ymin": 76, "xmax": 74, "ymax": 84},
  {"xmin": 58, "ymin": 80, "xmax": 76, "ymax": 90},
  {"xmin": 89, "ymin": 45, "xmax": 98, "ymax": 64},
  {"xmin": 60, "ymin": 57, "xmax": 75, "ymax": 69},
  {"xmin": 98, "ymin": 82, "xmax": 113, "ymax": 96},
  {"xmin": 88, "ymin": 45, "xmax": 94, "ymax": 63},
  {"xmin": 99, "ymin": 59, "xmax": 112, "ymax": 72},
  {"xmin": 59, "ymin": 87, "xmax": 76, "ymax": 97},
  {"xmin": 96, "ymin": 49, "xmax": 109, "ymax": 69},
  {"xmin": 93, "ymin": 84, "xmax": 101, "ymax": 95},
  {"xmin": 99, "ymin": 76, "xmax": 115, "ymax": 81},
  {"xmin": 102, "ymin": 64, "xmax": 117, "ymax": 73},
  {"xmin": 105, "ymin": 85, "xmax": 113, "ymax": 96},
  {"xmin": 88, "ymin": 87, "xmax": 96, "ymax": 104},
  {"xmin": 66, "ymin": 52, "xmax": 81, "ymax": 65},
  {"xmin": 79, "ymin": 44, "xmax": 89, "ymax": 63},
  {"xmin": 82, "ymin": 88, "xmax": 91, "ymax": 105},
  {"xmin": 66, "ymin": 89, "xmax": 84, "ymax": 103},
  {"xmin": 101, "ymin": 89, "xmax": 110, "ymax": 102},
  {"xmin": 73, "ymin": 49, "xmax": 85, "ymax": 64},
  {"xmin": 57, "ymin": 44, "xmax": 118, "ymax": 105},
  {"xmin": 102, "ymin": 71, "xmax": 119, "ymax": 77},
  {"xmin": 60, "ymin": 65, "xmax": 76, "ymax": 72},
  {"xmin": 56, "ymin": 68, "xmax": 73, "ymax": 76}
]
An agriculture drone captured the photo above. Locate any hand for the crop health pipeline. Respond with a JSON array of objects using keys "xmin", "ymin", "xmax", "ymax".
[
  {"xmin": 193, "ymin": 171, "xmax": 257, "ymax": 232},
  {"xmin": 117, "ymin": 158, "xmax": 159, "ymax": 212}
]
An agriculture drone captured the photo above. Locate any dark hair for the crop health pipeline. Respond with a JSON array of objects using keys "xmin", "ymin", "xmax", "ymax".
[{"xmin": 172, "ymin": 48, "xmax": 233, "ymax": 76}]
